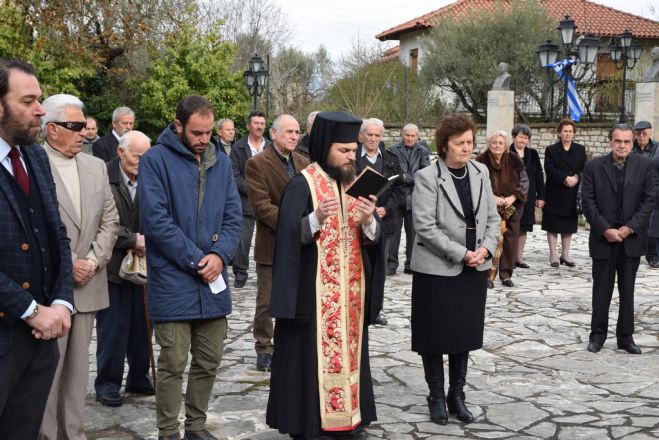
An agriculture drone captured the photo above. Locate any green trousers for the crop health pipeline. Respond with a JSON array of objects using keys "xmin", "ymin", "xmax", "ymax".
[{"xmin": 154, "ymin": 317, "xmax": 227, "ymax": 436}]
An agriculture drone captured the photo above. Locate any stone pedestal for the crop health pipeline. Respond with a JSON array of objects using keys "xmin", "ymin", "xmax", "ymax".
[
  {"xmin": 487, "ymin": 90, "xmax": 515, "ymax": 136},
  {"xmin": 635, "ymin": 82, "xmax": 659, "ymax": 129}
]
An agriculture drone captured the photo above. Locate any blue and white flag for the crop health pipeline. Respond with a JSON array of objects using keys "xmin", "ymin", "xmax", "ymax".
[{"xmin": 548, "ymin": 59, "xmax": 584, "ymax": 122}]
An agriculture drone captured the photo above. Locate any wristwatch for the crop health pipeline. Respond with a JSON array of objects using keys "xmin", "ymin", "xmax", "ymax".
[{"xmin": 26, "ymin": 303, "xmax": 39, "ymax": 320}]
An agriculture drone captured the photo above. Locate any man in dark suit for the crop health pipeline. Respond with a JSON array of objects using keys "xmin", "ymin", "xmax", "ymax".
[
  {"xmin": 230, "ymin": 110, "xmax": 270, "ymax": 288},
  {"xmin": 92, "ymin": 106, "xmax": 135, "ymax": 162},
  {"xmin": 356, "ymin": 118, "xmax": 404, "ymax": 324},
  {"xmin": 245, "ymin": 114, "xmax": 309, "ymax": 371},
  {"xmin": 0, "ymin": 58, "xmax": 73, "ymax": 440},
  {"xmin": 582, "ymin": 123, "xmax": 655, "ymax": 355},
  {"xmin": 387, "ymin": 123, "xmax": 430, "ymax": 274},
  {"xmin": 95, "ymin": 130, "xmax": 153, "ymax": 407}
]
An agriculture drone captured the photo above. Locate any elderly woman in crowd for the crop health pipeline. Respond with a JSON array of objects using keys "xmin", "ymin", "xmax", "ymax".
[
  {"xmin": 477, "ymin": 130, "xmax": 528, "ymax": 287},
  {"xmin": 509, "ymin": 124, "xmax": 545, "ymax": 268},
  {"xmin": 542, "ymin": 119, "xmax": 586, "ymax": 267},
  {"xmin": 410, "ymin": 114, "xmax": 499, "ymax": 425}
]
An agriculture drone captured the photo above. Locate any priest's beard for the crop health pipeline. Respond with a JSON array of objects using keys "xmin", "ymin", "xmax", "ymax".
[{"xmin": 325, "ymin": 160, "xmax": 356, "ymax": 186}]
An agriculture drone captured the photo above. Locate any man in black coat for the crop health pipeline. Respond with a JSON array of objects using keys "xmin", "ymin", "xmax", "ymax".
[
  {"xmin": 632, "ymin": 120, "xmax": 659, "ymax": 267},
  {"xmin": 387, "ymin": 123, "xmax": 430, "ymax": 274},
  {"xmin": 230, "ymin": 110, "xmax": 270, "ymax": 288},
  {"xmin": 0, "ymin": 58, "xmax": 73, "ymax": 439},
  {"xmin": 92, "ymin": 106, "xmax": 135, "ymax": 162},
  {"xmin": 295, "ymin": 110, "xmax": 319, "ymax": 160},
  {"xmin": 356, "ymin": 118, "xmax": 404, "ymax": 324},
  {"xmin": 95, "ymin": 130, "xmax": 154, "ymax": 407},
  {"xmin": 582, "ymin": 123, "xmax": 655, "ymax": 355}
]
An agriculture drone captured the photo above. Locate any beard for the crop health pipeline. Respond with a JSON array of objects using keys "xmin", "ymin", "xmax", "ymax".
[
  {"xmin": 0, "ymin": 100, "xmax": 40, "ymax": 146},
  {"xmin": 325, "ymin": 161, "xmax": 356, "ymax": 186}
]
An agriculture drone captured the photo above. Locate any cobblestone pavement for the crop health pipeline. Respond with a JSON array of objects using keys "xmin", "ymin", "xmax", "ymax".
[{"xmin": 85, "ymin": 229, "xmax": 659, "ymax": 440}]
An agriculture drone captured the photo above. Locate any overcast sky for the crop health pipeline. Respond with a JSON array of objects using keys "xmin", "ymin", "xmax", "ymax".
[{"xmin": 275, "ymin": 0, "xmax": 658, "ymax": 59}]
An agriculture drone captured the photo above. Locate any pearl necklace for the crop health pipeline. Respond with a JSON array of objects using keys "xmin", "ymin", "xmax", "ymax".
[{"xmin": 449, "ymin": 166, "xmax": 467, "ymax": 180}]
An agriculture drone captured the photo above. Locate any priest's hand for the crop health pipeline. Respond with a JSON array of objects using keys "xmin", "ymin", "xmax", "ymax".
[
  {"xmin": 357, "ymin": 195, "xmax": 377, "ymax": 226},
  {"xmin": 315, "ymin": 196, "xmax": 339, "ymax": 224}
]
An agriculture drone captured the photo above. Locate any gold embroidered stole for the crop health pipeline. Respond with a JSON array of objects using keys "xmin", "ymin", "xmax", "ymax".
[{"xmin": 301, "ymin": 163, "xmax": 366, "ymax": 431}]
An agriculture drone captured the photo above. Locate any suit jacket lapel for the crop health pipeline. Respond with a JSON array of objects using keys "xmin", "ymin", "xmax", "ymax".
[
  {"xmin": 602, "ymin": 154, "xmax": 617, "ymax": 193},
  {"xmin": 0, "ymin": 165, "xmax": 27, "ymax": 233},
  {"xmin": 78, "ymin": 155, "xmax": 95, "ymax": 232},
  {"xmin": 468, "ymin": 161, "xmax": 483, "ymax": 216},
  {"xmin": 437, "ymin": 160, "xmax": 465, "ymax": 219},
  {"xmin": 50, "ymin": 159, "xmax": 82, "ymax": 230},
  {"xmin": 623, "ymin": 154, "xmax": 636, "ymax": 187}
]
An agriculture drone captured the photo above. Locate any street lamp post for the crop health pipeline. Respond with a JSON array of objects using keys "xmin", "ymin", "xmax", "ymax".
[
  {"xmin": 243, "ymin": 54, "xmax": 269, "ymax": 111},
  {"xmin": 537, "ymin": 15, "xmax": 600, "ymax": 120},
  {"xmin": 609, "ymin": 30, "xmax": 642, "ymax": 123}
]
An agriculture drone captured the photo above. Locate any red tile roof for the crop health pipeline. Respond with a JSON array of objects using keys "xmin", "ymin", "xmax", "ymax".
[
  {"xmin": 376, "ymin": 0, "xmax": 659, "ymax": 41},
  {"xmin": 381, "ymin": 45, "xmax": 401, "ymax": 62}
]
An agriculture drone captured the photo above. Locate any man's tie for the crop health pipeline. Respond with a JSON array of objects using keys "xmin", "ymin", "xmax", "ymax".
[{"xmin": 8, "ymin": 147, "xmax": 30, "ymax": 196}]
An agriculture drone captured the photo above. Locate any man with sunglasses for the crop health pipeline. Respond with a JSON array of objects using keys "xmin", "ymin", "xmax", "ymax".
[
  {"xmin": 0, "ymin": 58, "xmax": 74, "ymax": 440},
  {"xmin": 39, "ymin": 94, "xmax": 119, "ymax": 439}
]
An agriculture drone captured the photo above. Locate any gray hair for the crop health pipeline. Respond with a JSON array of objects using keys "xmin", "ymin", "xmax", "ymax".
[
  {"xmin": 112, "ymin": 106, "xmax": 135, "ymax": 123},
  {"xmin": 401, "ymin": 123, "xmax": 419, "ymax": 136},
  {"xmin": 271, "ymin": 114, "xmax": 296, "ymax": 133},
  {"xmin": 608, "ymin": 123, "xmax": 634, "ymax": 140},
  {"xmin": 511, "ymin": 124, "xmax": 532, "ymax": 139},
  {"xmin": 117, "ymin": 130, "xmax": 151, "ymax": 153},
  {"xmin": 360, "ymin": 118, "xmax": 384, "ymax": 134},
  {"xmin": 307, "ymin": 111, "xmax": 320, "ymax": 127},
  {"xmin": 487, "ymin": 130, "xmax": 510, "ymax": 145},
  {"xmin": 216, "ymin": 118, "xmax": 233, "ymax": 130},
  {"xmin": 41, "ymin": 94, "xmax": 85, "ymax": 133}
]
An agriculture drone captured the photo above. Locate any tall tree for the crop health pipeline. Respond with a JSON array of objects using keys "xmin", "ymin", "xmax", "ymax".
[{"xmin": 421, "ymin": 0, "xmax": 556, "ymax": 121}]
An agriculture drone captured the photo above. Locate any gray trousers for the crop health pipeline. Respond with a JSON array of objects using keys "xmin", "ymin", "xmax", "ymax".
[{"xmin": 233, "ymin": 215, "xmax": 254, "ymax": 280}]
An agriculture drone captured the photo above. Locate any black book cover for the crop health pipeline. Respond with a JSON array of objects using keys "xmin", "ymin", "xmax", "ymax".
[{"xmin": 346, "ymin": 166, "xmax": 399, "ymax": 200}]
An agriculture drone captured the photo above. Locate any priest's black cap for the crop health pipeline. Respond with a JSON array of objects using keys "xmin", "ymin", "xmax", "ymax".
[{"xmin": 309, "ymin": 111, "xmax": 362, "ymax": 169}]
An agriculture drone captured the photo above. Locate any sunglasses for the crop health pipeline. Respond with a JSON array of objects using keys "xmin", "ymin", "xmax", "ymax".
[{"xmin": 50, "ymin": 121, "xmax": 87, "ymax": 132}]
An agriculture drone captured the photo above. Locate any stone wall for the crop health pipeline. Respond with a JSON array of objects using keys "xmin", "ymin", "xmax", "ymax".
[{"xmin": 383, "ymin": 122, "xmax": 615, "ymax": 159}]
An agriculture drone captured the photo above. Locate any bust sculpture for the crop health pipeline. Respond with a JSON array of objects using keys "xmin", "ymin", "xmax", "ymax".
[
  {"xmin": 492, "ymin": 62, "xmax": 512, "ymax": 90},
  {"xmin": 642, "ymin": 47, "xmax": 659, "ymax": 82}
]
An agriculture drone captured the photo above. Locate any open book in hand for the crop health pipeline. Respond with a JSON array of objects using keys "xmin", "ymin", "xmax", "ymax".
[{"xmin": 346, "ymin": 166, "xmax": 400, "ymax": 200}]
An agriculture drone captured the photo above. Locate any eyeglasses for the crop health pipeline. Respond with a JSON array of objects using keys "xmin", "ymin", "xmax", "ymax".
[{"xmin": 50, "ymin": 121, "xmax": 87, "ymax": 132}]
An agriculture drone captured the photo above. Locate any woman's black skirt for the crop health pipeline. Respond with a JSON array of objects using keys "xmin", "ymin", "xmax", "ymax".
[
  {"xmin": 411, "ymin": 268, "xmax": 487, "ymax": 354},
  {"xmin": 541, "ymin": 212, "xmax": 578, "ymax": 234}
]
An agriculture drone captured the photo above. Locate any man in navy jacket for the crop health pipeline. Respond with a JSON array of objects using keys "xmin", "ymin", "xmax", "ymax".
[
  {"xmin": 139, "ymin": 95, "xmax": 241, "ymax": 440},
  {"xmin": 0, "ymin": 58, "xmax": 73, "ymax": 439}
]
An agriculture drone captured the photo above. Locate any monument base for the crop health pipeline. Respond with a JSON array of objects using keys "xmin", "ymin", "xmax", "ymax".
[
  {"xmin": 635, "ymin": 82, "xmax": 659, "ymax": 130},
  {"xmin": 487, "ymin": 90, "xmax": 514, "ymax": 136}
]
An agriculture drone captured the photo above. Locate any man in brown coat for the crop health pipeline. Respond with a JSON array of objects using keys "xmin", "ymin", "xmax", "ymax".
[{"xmin": 245, "ymin": 114, "xmax": 309, "ymax": 371}]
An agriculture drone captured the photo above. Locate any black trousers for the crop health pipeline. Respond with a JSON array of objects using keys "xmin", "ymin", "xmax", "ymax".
[
  {"xmin": 0, "ymin": 323, "xmax": 59, "ymax": 439},
  {"xmin": 95, "ymin": 281, "xmax": 152, "ymax": 395},
  {"xmin": 590, "ymin": 243, "xmax": 640, "ymax": 343},
  {"xmin": 388, "ymin": 209, "xmax": 415, "ymax": 271},
  {"xmin": 233, "ymin": 214, "xmax": 255, "ymax": 280}
]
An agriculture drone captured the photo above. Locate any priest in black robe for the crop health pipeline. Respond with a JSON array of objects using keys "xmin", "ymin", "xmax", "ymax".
[{"xmin": 266, "ymin": 112, "xmax": 387, "ymax": 439}]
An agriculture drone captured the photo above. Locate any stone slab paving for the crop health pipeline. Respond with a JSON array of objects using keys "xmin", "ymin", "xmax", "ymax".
[{"xmin": 84, "ymin": 229, "xmax": 659, "ymax": 439}]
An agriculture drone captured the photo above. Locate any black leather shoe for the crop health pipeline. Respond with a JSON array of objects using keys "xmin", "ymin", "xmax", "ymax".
[
  {"xmin": 515, "ymin": 262, "xmax": 530, "ymax": 269},
  {"xmin": 373, "ymin": 314, "xmax": 388, "ymax": 325},
  {"xmin": 158, "ymin": 434, "xmax": 181, "ymax": 440},
  {"xmin": 386, "ymin": 268, "xmax": 396, "ymax": 276},
  {"xmin": 559, "ymin": 257, "xmax": 575, "ymax": 267},
  {"xmin": 96, "ymin": 392, "xmax": 123, "ymax": 407},
  {"xmin": 487, "ymin": 280, "xmax": 495, "ymax": 289},
  {"xmin": 233, "ymin": 277, "xmax": 246, "ymax": 288},
  {"xmin": 256, "ymin": 353, "xmax": 272, "ymax": 371},
  {"xmin": 403, "ymin": 267, "xmax": 413, "ymax": 274},
  {"xmin": 501, "ymin": 279, "xmax": 514, "ymax": 287},
  {"xmin": 427, "ymin": 395, "xmax": 448, "ymax": 425},
  {"xmin": 617, "ymin": 340, "xmax": 642, "ymax": 354},
  {"xmin": 125, "ymin": 386, "xmax": 155, "ymax": 396},
  {"xmin": 587, "ymin": 341, "xmax": 603, "ymax": 353},
  {"xmin": 550, "ymin": 260, "xmax": 559, "ymax": 267},
  {"xmin": 184, "ymin": 430, "xmax": 218, "ymax": 440},
  {"xmin": 650, "ymin": 260, "xmax": 659, "ymax": 269}
]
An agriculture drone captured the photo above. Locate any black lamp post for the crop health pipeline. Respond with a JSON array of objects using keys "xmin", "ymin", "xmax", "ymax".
[
  {"xmin": 537, "ymin": 15, "xmax": 600, "ymax": 119},
  {"xmin": 243, "ymin": 54, "xmax": 269, "ymax": 111},
  {"xmin": 609, "ymin": 30, "xmax": 642, "ymax": 123}
]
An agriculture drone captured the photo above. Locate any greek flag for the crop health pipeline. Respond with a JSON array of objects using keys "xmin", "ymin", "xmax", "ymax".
[{"xmin": 548, "ymin": 59, "xmax": 584, "ymax": 121}]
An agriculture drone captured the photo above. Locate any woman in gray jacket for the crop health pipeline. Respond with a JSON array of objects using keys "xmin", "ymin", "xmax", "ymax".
[{"xmin": 410, "ymin": 114, "xmax": 499, "ymax": 425}]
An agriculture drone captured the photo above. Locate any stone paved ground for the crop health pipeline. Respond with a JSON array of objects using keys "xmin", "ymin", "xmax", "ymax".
[{"xmin": 84, "ymin": 229, "xmax": 659, "ymax": 440}]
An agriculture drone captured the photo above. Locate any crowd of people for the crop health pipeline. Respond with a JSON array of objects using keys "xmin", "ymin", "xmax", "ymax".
[{"xmin": 0, "ymin": 57, "xmax": 657, "ymax": 440}]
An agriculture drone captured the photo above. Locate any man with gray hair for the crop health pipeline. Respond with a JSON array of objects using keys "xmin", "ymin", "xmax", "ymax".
[
  {"xmin": 95, "ymin": 130, "xmax": 153, "ymax": 407},
  {"xmin": 93, "ymin": 106, "xmax": 135, "ymax": 162},
  {"xmin": 296, "ymin": 110, "xmax": 319, "ymax": 159},
  {"xmin": 39, "ymin": 94, "xmax": 119, "ymax": 439},
  {"xmin": 214, "ymin": 118, "xmax": 235, "ymax": 156},
  {"xmin": 245, "ymin": 114, "xmax": 309, "ymax": 371},
  {"xmin": 387, "ymin": 123, "xmax": 430, "ymax": 275}
]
